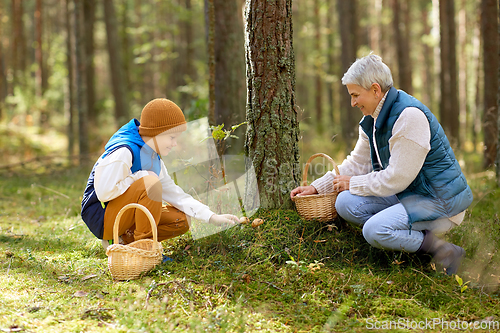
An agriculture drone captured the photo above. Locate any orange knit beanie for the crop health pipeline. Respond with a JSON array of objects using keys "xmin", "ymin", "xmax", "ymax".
[{"xmin": 138, "ymin": 98, "xmax": 187, "ymax": 137}]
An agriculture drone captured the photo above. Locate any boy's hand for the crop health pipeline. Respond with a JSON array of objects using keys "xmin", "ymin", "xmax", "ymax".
[
  {"xmin": 209, "ymin": 214, "xmax": 239, "ymax": 226},
  {"xmin": 290, "ymin": 185, "xmax": 318, "ymax": 198}
]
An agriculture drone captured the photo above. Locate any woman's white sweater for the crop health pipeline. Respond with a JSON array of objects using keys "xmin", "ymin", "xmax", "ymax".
[{"xmin": 310, "ymin": 92, "xmax": 464, "ymax": 224}]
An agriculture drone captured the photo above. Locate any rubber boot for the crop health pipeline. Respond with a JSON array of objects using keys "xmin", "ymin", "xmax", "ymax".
[{"xmin": 418, "ymin": 231, "xmax": 465, "ymax": 275}]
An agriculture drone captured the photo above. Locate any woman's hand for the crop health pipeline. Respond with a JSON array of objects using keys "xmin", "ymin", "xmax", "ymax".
[
  {"xmin": 290, "ymin": 185, "xmax": 318, "ymax": 198},
  {"xmin": 333, "ymin": 175, "xmax": 351, "ymax": 192},
  {"xmin": 209, "ymin": 214, "xmax": 239, "ymax": 226}
]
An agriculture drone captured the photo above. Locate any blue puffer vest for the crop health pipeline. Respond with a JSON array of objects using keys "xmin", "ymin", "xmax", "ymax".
[
  {"xmin": 359, "ymin": 87, "xmax": 473, "ymax": 226},
  {"xmin": 80, "ymin": 119, "xmax": 161, "ymax": 239}
]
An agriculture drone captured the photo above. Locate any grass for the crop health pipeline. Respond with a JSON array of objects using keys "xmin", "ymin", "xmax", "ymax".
[{"xmin": 1, "ymin": 157, "xmax": 500, "ymax": 332}]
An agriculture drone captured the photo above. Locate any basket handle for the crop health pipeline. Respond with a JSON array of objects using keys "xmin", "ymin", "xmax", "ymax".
[
  {"xmin": 302, "ymin": 153, "xmax": 340, "ymax": 186},
  {"xmin": 112, "ymin": 203, "xmax": 159, "ymax": 251}
]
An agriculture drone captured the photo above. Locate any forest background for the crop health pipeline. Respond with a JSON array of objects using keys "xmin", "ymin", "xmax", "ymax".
[
  {"xmin": 0, "ymin": 0, "xmax": 500, "ymax": 332},
  {"xmin": 0, "ymin": 0, "xmax": 499, "ymax": 181}
]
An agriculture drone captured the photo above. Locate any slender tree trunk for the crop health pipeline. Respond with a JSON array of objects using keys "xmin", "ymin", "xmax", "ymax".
[
  {"xmin": 481, "ymin": 0, "xmax": 499, "ymax": 168},
  {"xmin": 11, "ymin": 0, "xmax": 27, "ymax": 88},
  {"xmin": 245, "ymin": 0, "xmax": 301, "ymax": 209},
  {"xmin": 66, "ymin": 0, "xmax": 75, "ymax": 157},
  {"xmin": 103, "ymin": 0, "xmax": 130, "ymax": 127},
  {"xmin": 119, "ymin": 0, "xmax": 131, "ymax": 100},
  {"xmin": 207, "ymin": 0, "xmax": 215, "ymax": 126},
  {"xmin": 314, "ymin": 0, "xmax": 323, "ymax": 134},
  {"xmin": 472, "ymin": 6, "xmax": 483, "ymax": 151},
  {"xmin": 337, "ymin": 0, "xmax": 358, "ymax": 149},
  {"xmin": 35, "ymin": 0, "xmax": 49, "ymax": 127},
  {"xmin": 421, "ymin": 3, "xmax": 434, "ymax": 109},
  {"xmin": 458, "ymin": 0, "xmax": 468, "ymax": 147},
  {"xmin": 213, "ymin": 0, "xmax": 246, "ymax": 154},
  {"xmin": 326, "ymin": 0, "xmax": 335, "ymax": 125},
  {"xmin": 74, "ymin": 0, "xmax": 89, "ymax": 160},
  {"xmin": 83, "ymin": 0, "xmax": 96, "ymax": 126},
  {"xmin": 393, "ymin": 0, "xmax": 412, "ymax": 94},
  {"xmin": 439, "ymin": 0, "xmax": 459, "ymax": 146},
  {"xmin": 35, "ymin": 0, "xmax": 43, "ymax": 96},
  {"xmin": 497, "ymin": 0, "xmax": 500, "ymax": 185},
  {"xmin": 0, "ymin": 1, "xmax": 6, "ymax": 118}
]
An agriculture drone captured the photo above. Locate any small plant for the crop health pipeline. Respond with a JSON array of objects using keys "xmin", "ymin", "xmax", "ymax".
[
  {"xmin": 209, "ymin": 122, "xmax": 247, "ymax": 142},
  {"xmin": 286, "ymin": 256, "xmax": 324, "ymax": 274},
  {"xmin": 455, "ymin": 274, "xmax": 470, "ymax": 293}
]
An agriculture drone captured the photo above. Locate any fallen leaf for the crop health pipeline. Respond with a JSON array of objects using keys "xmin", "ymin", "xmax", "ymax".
[
  {"xmin": 58, "ymin": 275, "xmax": 70, "ymax": 282},
  {"xmin": 313, "ymin": 239, "xmax": 327, "ymax": 243},
  {"xmin": 184, "ymin": 245, "xmax": 191, "ymax": 251},
  {"xmin": 241, "ymin": 274, "xmax": 251, "ymax": 283},
  {"xmin": 386, "ymin": 280, "xmax": 394, "ymax": 285},
  {"xmin": 82, "ymin": 274, "xmax": 98, "ymax": 281},
  {"xmin": 73, "ymin": 291, "xmax": 88, "ymax": 297}
]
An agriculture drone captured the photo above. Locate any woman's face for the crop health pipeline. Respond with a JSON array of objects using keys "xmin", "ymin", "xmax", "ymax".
[{"xmin": 346, "ymin": 83, "xmax": 382, "ymax": 117}]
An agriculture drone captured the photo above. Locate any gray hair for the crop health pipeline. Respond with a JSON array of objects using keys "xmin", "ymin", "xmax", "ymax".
[{"xmin": 341, "ymin": 54, "xmax": 393, "ymax": 92}]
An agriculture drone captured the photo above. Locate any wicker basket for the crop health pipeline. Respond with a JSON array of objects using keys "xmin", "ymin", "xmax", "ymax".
[
  {"xmin": 106, "ymin": 203, "xmax": 163, "ymax": 281},
  {"xmin": 292, "ymin": 153, "xmax": 340, "ymax": 222}
]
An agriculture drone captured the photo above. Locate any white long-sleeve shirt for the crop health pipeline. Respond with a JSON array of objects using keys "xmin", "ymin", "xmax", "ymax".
[{"xmin": 93, "ymin": 148, "xmax": 214, "ymax": 223}]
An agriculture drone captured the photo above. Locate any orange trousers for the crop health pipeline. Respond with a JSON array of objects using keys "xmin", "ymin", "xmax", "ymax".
[{"xmin": 102, "ymin": 175, "xmax": 189, "ymax": 243}]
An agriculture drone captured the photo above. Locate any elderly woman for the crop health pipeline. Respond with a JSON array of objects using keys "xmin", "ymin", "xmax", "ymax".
[{"xmin": 291, "ymin": 54, "xmax": 473, "ymax": 275}]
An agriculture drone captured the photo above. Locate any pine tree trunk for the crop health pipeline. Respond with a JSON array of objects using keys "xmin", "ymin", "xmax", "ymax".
[
  {"xmin": 326, "ymin": 0, "xmax": 335, "ymax": 125},
  {"xmin": 83, "ymin": 0, "xmax": 96, "ymax": 126},
  {"xmin": 314, "ymin": 0, "xmax": 323, "ymax": 134},
  {"xmin": 66, "ymin": 0, "xmax": 75, "ymax": 157},
  {"xmin": 214, "ymin": 0, "xmax": 246, "ymax": 154},
  {"xmin": 337, "ymin": 0, "xmax": 359, "ymax": 149},
  {"xmin": 481, "ymin": 0, "xmax": 499, "ymax": 168},
  {"xmin": 0, "ymin": 0, "xmax": 6, "ymax": 118},
  {"xmin": 393, "ymin": 0, "xmax": 412, "ymax": 94},
  {"xmin": 74, "ymin": 0, "xmax": 89, "ymax": 160},
  {"xmin": 496, "ymin": 0, "xmax": 500, "ymax": 185},
  {"xmin": 103, "ymin": 0, "xmax": 130, "ymax": 127},
  {"xmin": 11, "ymin": 0, "xmax": 27, "ymax": 88},
  {"xmin": 207, "ymin": 0, "xmax": 216, "ymax": 127},
  {"xmin": 439, "ymin": 0, "xmax": 459, "ymax": 146},
  {"xmin": 421, "ymin": 4, "xmax": 434, "ymax": 109},
  {"xmin": 245, "ymin": 0, "xmax": 301, "ymax": 210}
]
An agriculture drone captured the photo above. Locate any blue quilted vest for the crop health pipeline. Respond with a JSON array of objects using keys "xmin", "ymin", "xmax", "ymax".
[
  {"xmin": 359, "ymin": 87, "xmax": 473, "ymax": 226},
  {"xmin": 80, "ymin": 119, "xmax": 161, "ymax": 239}
]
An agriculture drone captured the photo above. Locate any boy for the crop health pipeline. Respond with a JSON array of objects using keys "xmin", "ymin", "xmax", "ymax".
[{"xmin": 81, "ymin": 98, "xmax": 239, "ymax": 249}]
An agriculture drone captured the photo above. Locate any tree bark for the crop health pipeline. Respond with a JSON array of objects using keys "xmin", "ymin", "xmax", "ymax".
[
  {"xmin": 74, "ymin": 0, "xmax": 89, "ymax": 160},
  {"xmin": 83, "ymin": 0, "xmax": 96, "ymax": 126},
  {"xmin": 207, "ymin": 0, "xmax": 216, "ymax": 126},
  {"xmin": 314, "ymin": 0, "xmax": 323, "ymax": 134},
  {"xmin": 337, "ymin": 0, "xmax": 359, "ymax": 149},
  {"xmin": 326, "ymin": 0, "xmax": 335, "ymax": 125},
  {"xmin": 393, "ymin": 0, "xmax": 412, "ymax": 94},
  {"xmin": 481, "ymin": 0, "xmax": 499, "ymax": 168},
  {"xmin": 103, "ymin": 0, "xmax": 130, "ymax": 127},
  {"xmin": 439, "ymin": 0, "xmax": 459, "ymax": 146},
  {"xmin": 245, "ymin": 0, "xmax": 301, "ymax": 209},
  {"xmin": 497, "ymin": 0, "xmax": 500, "ymax": 185},
  {"xmin": 11, "ymin": 0, "xmax": 27, "ymax": 88},
  {"xmin": 0, "ymin": 1, "xmax": 6, "ymax": 118},
  {"xmin": 66, "ymin": 0, "xmax": 75, "ymax": 157},
  {"xmin": 213, "ymin": 0, "xmax": 246, "ymax": 154}
]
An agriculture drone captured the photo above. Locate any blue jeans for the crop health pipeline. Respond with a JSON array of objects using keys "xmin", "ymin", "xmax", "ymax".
[{"xmin": 335, "ymin": 191, "xmax": 455, "ymax": 252}]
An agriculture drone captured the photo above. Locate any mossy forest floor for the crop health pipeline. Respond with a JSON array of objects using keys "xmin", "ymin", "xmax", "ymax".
[{"xmin": 1, "ymin": 154, "xmax": 500, "ymax": 332}]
